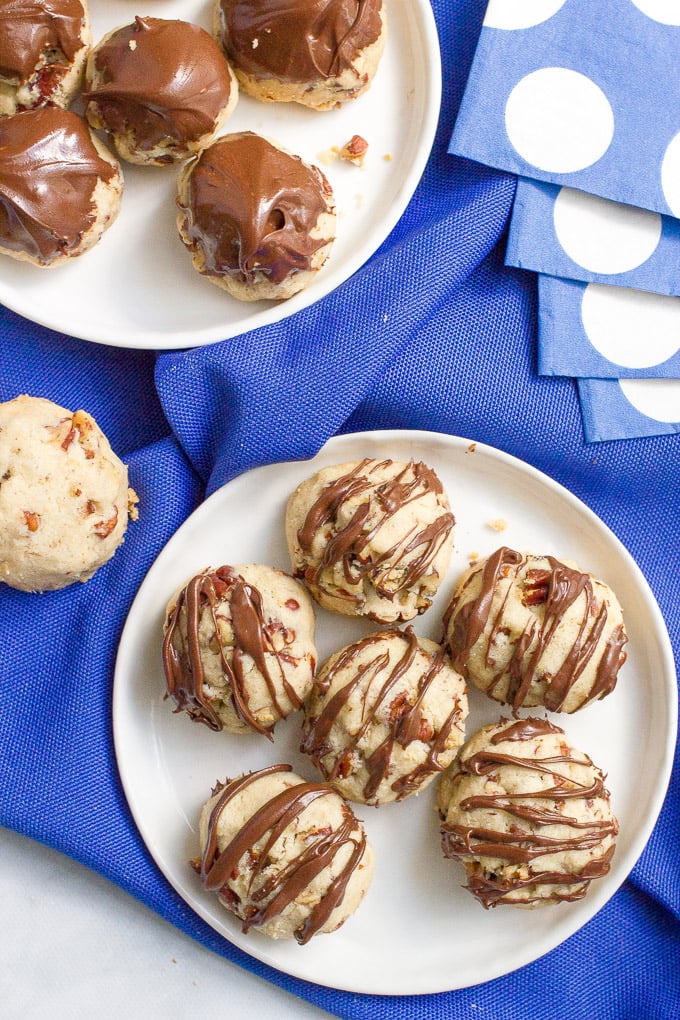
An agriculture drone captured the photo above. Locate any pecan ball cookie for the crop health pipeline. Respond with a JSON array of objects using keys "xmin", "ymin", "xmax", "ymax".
[
  {"xmin": 301, "ymin": 627, "xmax": 468, "ymax": 805},
  {"xmin": 0, "ymin": 0, "xmax": 91, "ymax": 117},
  {"xmin": 437, "ymin": 717, "xmax": 619, "ymax": 908},
  {"xmin": 214, "ymin": 0, "xmax": 387, "ymax": 111},
  {"xmin": 176, "ymin": 131, "xmax": 336, "ymax": 301},
  {"xmin": 0, "ymin": 106, "xmax": 122, "ymax": 266},
  {"xmin": 443, "ymin": 546, "xmax": 628, "ymax": 713},
  {"xmin": 162, "ymin": 564, "xmax": 317, "ymax": 738},
  {"xmin": 193, "ymin": 764, "xmax": 375, "ymax": 942},
  {"xmin": 0, "ymin": 394, "xmax": 138, "ymax": 591},
  {"xmin": 83, "ymin": 17, "xmax": 238, "ymax": 165},
  {"xmin": 286, "ymin": 458, "xmax": 455, "ymax": 623}
]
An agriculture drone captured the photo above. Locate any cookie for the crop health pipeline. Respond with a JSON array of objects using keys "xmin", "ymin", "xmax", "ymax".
[
  {"xmin": 286, "ymin": 458, "xmax": 455, "ymax": 623},
  {"xmin": 437, "ymin": 717, "xmax": 618, "ymax": 908},
  {"xmin": 214, "ymin": 0, "xmax": 386, "ymax": 111},
  {"xmin": 0, "ymin": 394, "xmax": 138, "ymax": 591},
  {"xmin": 301, "ymin": 627, "xmax": 468, "ymax": 805},
  {"xmin": 0, "ymin": 0, "xmax": 91, "ymax": 117},
  {"xmin": 176, "ymin": 131, "xmax": 336, "ymax": 301},
  {"xmin": 162, "ymin": 564, "xmax": 317, "ymax": 738},
  {"xmin": 193, "ymin": 763, "xmax": 375, "ymax": 942},
  {"xmin": 0, "ymin": 106, "xmax": 122, "ymax": 266},
  {"xmin": 83, "ymin": 17, "xmax": 238, "ymax": 166},
  {"xmin": 443, "ymin": 547, "xmax": 628, "ymax": 713}
]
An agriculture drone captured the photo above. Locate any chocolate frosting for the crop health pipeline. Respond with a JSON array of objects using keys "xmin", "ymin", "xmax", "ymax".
[
  {"xmin": 440, "ymin": 717, "xmax": 618, "ymax": 908},
  {"xmin": 302, "ymin": 627, "xmax": 463, "ymax": 801},
  {"xmin": 446, "ymin": 547, "xmax": 627, "ymax": 712},
  {"xmin": 83, "ymin": 18, "xmax": 233, "ymax": 154},
  {"xmin": 0, "ymin": 106, "xmax": 117, "ymax": 264},
  {"xmin": 217, "ymin": 0, "xmax": 383, "ymax": 83},
  {"xmin": 178, "ymin": 131, "xmax": 333, "ymax": 286},
  {"xmin": 162, "ymin": 566, "xmax": 306, "ymax": 738},
  {"xmin": 196, "ymin": 764, "xmax": 369, "ymax": 944},
  {"xmin": 296, "ymin": 459, "xmax": 454, "ymax": 607},
  {"xmin": 0, "ymin": 0, "xmax": 86, "ymax": 83}
]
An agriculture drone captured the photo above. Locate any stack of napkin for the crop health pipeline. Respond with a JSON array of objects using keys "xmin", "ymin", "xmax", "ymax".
[{"xmin": 450, "ymin": 0, "xmax": 680, "ymax": 441}]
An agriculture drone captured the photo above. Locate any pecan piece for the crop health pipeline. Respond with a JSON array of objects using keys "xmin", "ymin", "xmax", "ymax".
[{"xmin": 523, "ymin": 568, "xmax": 552, "ymax": 606}]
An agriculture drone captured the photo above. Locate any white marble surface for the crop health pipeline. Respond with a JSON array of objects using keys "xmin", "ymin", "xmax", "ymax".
[{"xmin": 0, "ymin": 827, "xmax": 335, "ymax": 1020}]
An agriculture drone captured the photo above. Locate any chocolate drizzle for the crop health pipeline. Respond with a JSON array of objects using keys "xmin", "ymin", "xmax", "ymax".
[
  {"xmin": 197, "ymin": 764, "xmax": 369, "ymax": 944},
  {"xmin": 0, "ymin": 0, "xmax": 86, "ymax": 83},
  {"xmin": 296, "ymin": 459, "xmax": 455, "ymax": 611},
  {"xmin": 178, "ymin": 131, "xmax": 333, "ymax": 286},
  {"xmin": 0, "ymin": 106, "xmax": 117, "ymax": 264},
  {"xmin": 439, "ymin": 718, "xmax": 618, "ymax": 908},
  {"xmin": 302, "ymin": 628, "xmax": 464, "ymax": 802},
  {"xmin": 217, "ymin": 0, "xmax": 383, "ymax": 83},
  {"xmin": 162, "ymin": 566, "xmax": 305, "ymax": 738},
  {"xmin": 83, "ymin": 18, "xmax": 234, "ymax": 154},
  {"xmin": 446, "ymin": 547, "xmax": 627, "ymax": 712}
]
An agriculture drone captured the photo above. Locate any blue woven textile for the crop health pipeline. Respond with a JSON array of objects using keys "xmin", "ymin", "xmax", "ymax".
[{"xmin": 0, "ymin": 2, "xmax": 678, "ymax": 1017}]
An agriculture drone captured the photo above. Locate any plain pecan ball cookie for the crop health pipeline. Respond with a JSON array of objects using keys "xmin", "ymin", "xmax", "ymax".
[{"xmin": 0, "ymin": 394, "xmax": 137, "ymax": 591}]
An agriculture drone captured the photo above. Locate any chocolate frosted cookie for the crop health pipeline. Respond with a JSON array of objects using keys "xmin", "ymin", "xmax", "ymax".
[
  {"xmin": 444, "ymin": 547, "xmax": 628, "ymax": 714},
  {"xmin": 176, "ymin": 131, "xmax": 336, "ymax": 301},
  {"xmin": 301, "ymin": 627, "xmax": 468, "ymax": 805},
  {"xmin": 193, "ymin": 764, "xmax": 375, "ymax": 942},
  {"xmin": 286, "ymin": 458, "xmax": 455, "ymax": 623},
  {"xmin": 437, "ymin": 717, "xmax": 618, "ymax": 908},
  {"xmin": 83, "ymin": 17, "xmax": 238, "ymax": 165},
  {"xmin": 214, "ymin": 0, "xmax": 386, "ymax": 111},
  {"xmin": 162, "ymin": 564, "xmax": 317, "ymax": 738},
  {"xmin": 0, "ymin": 0, "xmax": 91, "ymax": 116},
  {"xmin": 0, "ymin": 394, "xmax": 138, "ymax": 591},
  {"xmin": 0, "ymin": 106, "xmax": 122, "ymax": 266}
]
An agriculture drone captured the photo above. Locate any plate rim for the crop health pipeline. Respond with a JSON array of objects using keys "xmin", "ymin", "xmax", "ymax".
[
  {"xmin": 0, "ymin": 0, "xmax": 442, "ymax": 351},
  {"xmin": 113, "ymin": 428, "xmax": 678, "ymax": 994}
]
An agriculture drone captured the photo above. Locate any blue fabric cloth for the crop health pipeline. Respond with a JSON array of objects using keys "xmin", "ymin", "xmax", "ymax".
[{"xmin": 1, "ymin": 1, "xmax": 679, "ymax": 1017}]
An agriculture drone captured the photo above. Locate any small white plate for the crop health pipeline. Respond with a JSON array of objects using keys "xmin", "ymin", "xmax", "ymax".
[
  {"xmin": 113, "ymin": 430, "xmax": 677, "ymax": 995},
  {"xmin": 0, "ymin": 0, "xmax": 441, "ymax": 350}
]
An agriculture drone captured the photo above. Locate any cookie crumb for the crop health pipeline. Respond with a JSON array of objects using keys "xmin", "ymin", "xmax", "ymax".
[
  {"xmin": 487, "ymin": 518, "xmax": 507, "ymax": 532},
  {"xmin": 339, "ymin": 134, "xmax": 368, "ymax": 166}
]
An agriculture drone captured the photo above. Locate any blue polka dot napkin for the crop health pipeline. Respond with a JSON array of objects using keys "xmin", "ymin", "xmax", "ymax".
[
  {"xmin": 450, "ymin": 0, "xmax": 680, "ymax": 217},
  {"xmin": 451, "ymin": 0, "xmax": 680, "ymax": 440},
  {"xmin": 538, "ymin": 276, "xmax": 680, "ymax": 379},
  {"xmin": 508, "ymin": 179, "xmax": 680, "ymax": 299}
]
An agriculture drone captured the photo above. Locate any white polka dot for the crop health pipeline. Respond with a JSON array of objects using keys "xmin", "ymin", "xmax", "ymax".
[
  {"xmin": 484, "ymin": 0, "xmax": 568, "ymax": 30},
  {"xmin": 661, "ymin": 132, "xmax": 680, "ymax": 217},
  {"xmin": 619, "ymin": 379, "xmax": 680, "ymax": 423},
  {"xmin": 505, "ymin": 69, "xmax": 614, "ymax": 173},
  {"xmin": 630, "ymin": 0, "xmax": 680, "ymax": 25},
  {"xmin": 553, "ymin": 188, "xmax": 661, "ymax": 274},
  {"xmin": 581, "ymin": 284, "xmax": 680, "ymax": 369}
]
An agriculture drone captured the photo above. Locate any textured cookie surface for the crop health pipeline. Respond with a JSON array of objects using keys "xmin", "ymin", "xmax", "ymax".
[
  {"xmin": 0, "ymin": 0, "xmax": 91, "ymax": 116},
  {"xmin": 437, "ymin": 717, "xmax": 618, "ymax": 908},
  {"xmin": 0, "ymin": 106, "xmax": 122, "ymax": 266},
  {"xmin": 286, "ymin": 458, "xmax": 455, "ymax": 623},
  {"xmin": 163, "ymin": 564, "xmax": 317, "ymax": 737},
  {"xmin": 194, "ymin": 764, "xmax": 375, "ymax": 942},
  {"xmin": 0, "ymin": 394, "xmax": 136, "ymax": 591},
  {"xmin": 215, "ymin": 0, "xmax": 386, "ymax": 110},
  {"xmin": 176, "ymin": 130, "xmax": 335, "ymax": 300},
  {"xmin": 302, "ymin": 627, "xmax": 468, "ymax": 805},
  {"xmin": 444, "ymin": 546, "xmax": 628, "ymax": 713},
  {"xmin": 84, "ymin": 16, "xmax": 238, "ymax": 165}
]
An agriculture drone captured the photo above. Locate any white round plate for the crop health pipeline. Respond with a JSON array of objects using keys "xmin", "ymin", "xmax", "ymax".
[
  {"xmin": 0, "ymin": 0, "xmax": 440, "ymax": 350},
  {"xmin": 113, "ymin": 430, "xmax": 677, "ymax": 995}
]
